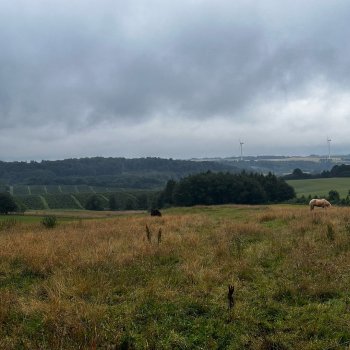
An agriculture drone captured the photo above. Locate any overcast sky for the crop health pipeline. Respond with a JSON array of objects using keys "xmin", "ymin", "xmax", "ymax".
[{"xmin": 1, "ymin": 0, "xmax": 350, "ymax": 160}]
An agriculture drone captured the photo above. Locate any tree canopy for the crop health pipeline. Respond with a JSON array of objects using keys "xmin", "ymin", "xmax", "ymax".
[
  {"xmin": 85, "ymin": 195, "xmax": 104, "ymax": 211},
  {"xmin": 285, "ymin": 164, "xmax": 350, "ymax": 180},
  {"xmin": 0, "ymin": 192, "xmax": 18, "ymax": 214},
  {"xmin": 0, "ymin": 157, "xmax": 237, "ymax": 189},
  {"xmin": 158, "ymin": 171, "xmax": 295, "ymax": 207}
]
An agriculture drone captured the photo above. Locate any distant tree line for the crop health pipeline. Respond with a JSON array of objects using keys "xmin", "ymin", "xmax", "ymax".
[
  {"xmin": 0, "ymin": 157, "xmax": 237, "ymax": 189},
  {"xmin": 157, "ymin": 171, "xmax": 295, "ymax": 207},
  {"xmin": 295, "ymin": 189, "xmax": 350, "ymax": 206},
  {"xmin": 243, "ymin": 159, "xmax": 332, "ymax": 175},
  {"xmin": 284, "ymin": 164, "xmax": 350, "ymax": 180}
]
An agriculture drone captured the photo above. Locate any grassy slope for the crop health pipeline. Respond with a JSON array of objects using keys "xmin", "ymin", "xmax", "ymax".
[
  {"xmin": 287, "ymin": 177, "xmax": 350, "ymax": 197},
  {"xmin": 11, "ymin": 188, "xmax": 158, "ymax": 210},
  {"xmin": 0, "ymin": 205, "xmax": 350, "ymax": 349}
]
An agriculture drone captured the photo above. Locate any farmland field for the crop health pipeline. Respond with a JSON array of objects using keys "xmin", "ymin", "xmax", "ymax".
[
  {"xmin": 0, "ymin": 215, "xmax": 77, "ymax": 224},
  {"xmin": 287, "ymin": 177, "xmax": 350, "ymax": 197},
  {"xmin": 0, "ymin": 186, "xmax": 158, "ymax": 210},
  {"xmin": 20, "ymin": 195, "xmax": 47, "ymax": 210},
  {"xmin": 0, "ymin": 214, "xmax": 45, "ymax": 224},
  {"xmin": 0, "ymin": 204, "xmax": 349, "ymax": 349}
]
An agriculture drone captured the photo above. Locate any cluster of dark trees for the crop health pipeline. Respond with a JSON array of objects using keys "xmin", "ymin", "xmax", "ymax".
[
  {"xmin": 0, "ymin": 157, "xmax": 237, "ymax": 189},
  {"xmin": 295, "ymin": 189, "xmax": 350, "ymax": 206},
  {"xmin": 324, "ymin": 164, "xmax": 350, "ymax": 177},
  {"xmin": 285, "ymin": 164, "xmax": 350, "ymax": 180},
  {"xmin": 0, "ymin": 193, "xmax": 18, "ymax": 214},
  {"xmin": 157, "ymin": 171, "xmax": 295, "ymax": 207},
  {"xmin": 241, "ymin": 159, "xmax": 332, "ymax": 176},
  {"xmin": 85, "ymin": 195, "xmax": 105, "ymax": 211},
  {"xmin": 79, "ymin": 171, "xmax": 296, "ymax": 210},
  {"xmin": 81, "ymin": 191, "xmax": 159, "ymax": 211},
  {"xmin": 283, "ymin": 168, "xmax": 313, "ymax": 180},
  {"xmin": 84, "ymin": 193, "xmax": 158, "ymax": 211}
]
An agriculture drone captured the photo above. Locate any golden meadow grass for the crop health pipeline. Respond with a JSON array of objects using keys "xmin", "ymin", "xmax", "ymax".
[{"xmin": 1, "ymin": 205, "xmax": 350, "ymax": 349}]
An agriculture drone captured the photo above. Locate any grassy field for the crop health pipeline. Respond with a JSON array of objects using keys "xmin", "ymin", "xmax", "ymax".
[
  {"xmin": 0, "ymin": 210, "xmax": 147, "ymax": 224},
  {"xmin": 287, "ymin": 177, "xmax": 350, "ymax": 198},
  {"xmin": 0, "ymin": 205, "xmax": 350, "ymax": 349}
]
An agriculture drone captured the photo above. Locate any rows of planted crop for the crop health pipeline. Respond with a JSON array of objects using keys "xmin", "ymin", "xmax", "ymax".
[
  {"xmin": 3, "ymin": 185, "xmax": 156, "ymax": 196},
  {"xmin": 19, "ymin": 195, "xmax": 47, "ymax": 210},
  {"xmin": 14, "ymin": 193, "xmax": 109, "ymax": 210},
  {"xmin": 44, "ymin": 194, "xmax": 82, "ymax": 209},
  {"xmin": 30, "ymin": 185, "xmax": 47, "ymax": 195},
  {"xmin": 74, "ymin": 193, "xmax": 109, "ymax": 208},
  {"xmin": 8, "ymin": 185, "xmax": 103, "ymax": 195},
  {"xmin": 45, "ymin": 185, "xmax": 62, "ymax": 194},
  {"xmin": 13, "ymin": 185, "xmax": 30, "ymax": 195},
  {"xmin": 10, "ymin": 189, "xmax": 158, "ymax": 210},
  {"xmin": 59, "ymin": 185, "xmax": 77, "ymax": 193}
]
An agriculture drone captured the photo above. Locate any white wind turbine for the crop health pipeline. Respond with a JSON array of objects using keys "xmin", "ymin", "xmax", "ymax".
[
  {"xmin": 239, "ymin": 140, "xmax": 244, "ymax": 161},
  {"xmin": 327, "ymin": 137, "xmax": 331, "ymax": 160}
]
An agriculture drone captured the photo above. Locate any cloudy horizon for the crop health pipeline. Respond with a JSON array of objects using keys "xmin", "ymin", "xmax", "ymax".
[{"xmin": 1, "ymin": 0, "xmax": 350, "ymax": 161}]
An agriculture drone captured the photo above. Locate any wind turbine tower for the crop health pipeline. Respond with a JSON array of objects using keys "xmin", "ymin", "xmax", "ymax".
[
  {"xmin": 239, "ymin": 140, "xmax": 244, "ymax": 161},
  {"xmin": 327, "ymin": 137, "xmax": 331, "ymax": 161}
]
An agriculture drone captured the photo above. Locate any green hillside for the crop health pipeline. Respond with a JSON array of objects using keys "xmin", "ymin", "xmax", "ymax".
[
  {"xmin": 0, "ymin": 157, "xmax": 238, "ymax": 189},
  {"xmin": 287, "ymin": 178, "xmax": 350, "ymax": 197},
  {"xmin": 11, "ymin": 189, "xmax": 157, "ymax": 211},
  {"xmin": 3, "ymin": 185, "xmax": 140, "ymax": 196}
]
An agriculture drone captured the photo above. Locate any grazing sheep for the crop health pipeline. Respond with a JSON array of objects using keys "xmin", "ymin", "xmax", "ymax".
[{"xmin": 309, "ymin": 198, "xmax": 331, "ymax": 211}]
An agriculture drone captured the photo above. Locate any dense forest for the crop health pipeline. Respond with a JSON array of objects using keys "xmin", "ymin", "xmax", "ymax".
[
  {"xmin": 157, "ymin": 171, "xmax": 295, "ymax": 207},
  {"xmin": 0, "ymin": 157, "xmax": 238, "ymax": 189}
]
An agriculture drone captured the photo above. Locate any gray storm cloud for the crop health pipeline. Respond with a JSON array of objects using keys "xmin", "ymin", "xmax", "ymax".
[{"xmin": 1, "ymin": 0, "xmax": 350, "ymax": 159}]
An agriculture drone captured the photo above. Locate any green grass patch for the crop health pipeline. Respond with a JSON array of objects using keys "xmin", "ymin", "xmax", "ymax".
[
  {"xmin": 0, "ymin": 214, "xmax": 80, "ymax": 224},
  {"xmin": 165, "ymin": 204, "xmax": 254, "ymax": 220},
  {"xmin": 20, "ymin": 195, "xmax": 46, "ymax": 210},
  {"xmin": 287, "ymin": 177, "xmax": 350, "ymax": 197},
  {"xmin": 0, "ymin": 214, "xmax": 43, "ymax": 223}
]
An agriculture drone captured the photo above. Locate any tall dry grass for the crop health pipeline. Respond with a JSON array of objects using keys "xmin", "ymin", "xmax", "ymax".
[{"xmin": 0, "ymin": 205, "xmax": 350, "ymax": 349}]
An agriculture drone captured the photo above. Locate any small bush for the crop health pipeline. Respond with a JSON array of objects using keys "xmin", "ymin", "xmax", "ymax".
[{"xmin": 41, "ymin": 216, "xmax": 57, "ymax": 229}]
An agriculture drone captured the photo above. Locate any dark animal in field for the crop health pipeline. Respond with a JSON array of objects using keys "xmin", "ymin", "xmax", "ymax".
[
  {"xmin": 227, "ymin": 285, "xmax": 235, "ymax": 310},
  {"xmin": 150, "ymin": 209, "xmax": 162, "ymax": 217},
  {"xmin": 309, "ymin": 198, "xmax": 331, "ymax": 211}
]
